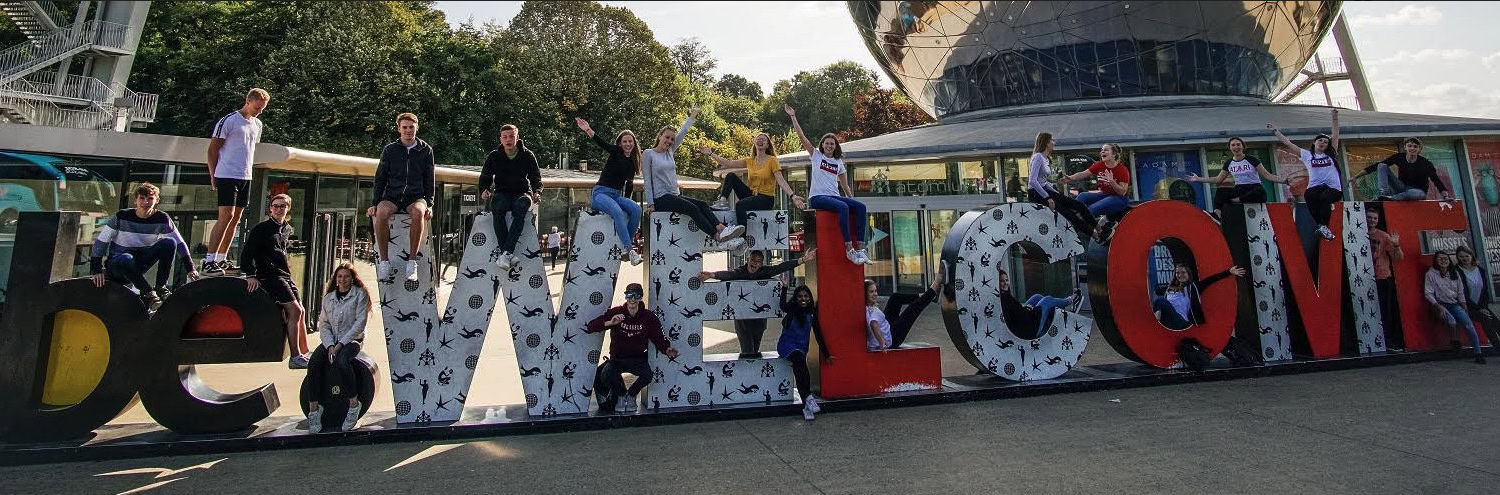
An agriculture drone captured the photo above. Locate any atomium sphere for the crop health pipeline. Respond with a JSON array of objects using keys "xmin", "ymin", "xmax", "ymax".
[{"xmin": 848, "ymin": 1, "xmax": 1341, "ymax": 119}]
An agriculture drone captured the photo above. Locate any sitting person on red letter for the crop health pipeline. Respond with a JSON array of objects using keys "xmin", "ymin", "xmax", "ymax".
[
  {"xmin": 586, "ymin": 283, "xmax": 680, "ymax": 413},
  {"xmin": 1425, "ymin": 251, "xmax": 1485, "ymax": 364},
  {"xmin": 864, "ymin": 273, "xmax": 944, "ymax": 351},
  {"xmin": 1153, "ymin": 263, "xmax": 1246, "ymax": 330}
]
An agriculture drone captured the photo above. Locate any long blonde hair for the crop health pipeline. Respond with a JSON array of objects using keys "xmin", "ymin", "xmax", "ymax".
[{"xmin": 752, "ymin": 132, "xmax": 777, "ymax": 161}]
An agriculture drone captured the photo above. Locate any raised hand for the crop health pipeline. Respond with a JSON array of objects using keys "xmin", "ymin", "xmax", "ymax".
[
  {"xmin": 697, "ymin": 146, "xmax": 712, "ymax": 155},
  {"xmin": 783, "ymin": 104, "xmax": 796, "ymax": 117},
  {"xmin": 1229, "ymin": 265, "xmax": 1247, "ymax": 277},
  {"xmin": 575, "ymin": 117, "xmax": 592, "ymax": 136}
]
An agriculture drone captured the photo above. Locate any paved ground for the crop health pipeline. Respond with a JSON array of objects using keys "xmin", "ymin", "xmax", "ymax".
[{"xmin": 19, "ymin": 359, "xmax": 1498, "ymax": 494}]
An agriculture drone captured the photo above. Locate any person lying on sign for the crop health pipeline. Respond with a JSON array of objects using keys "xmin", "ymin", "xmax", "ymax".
[
  {"xmin": 698, "ymin": 248, "xmax": 815, "ymax": 358},
  {"xmin": 1153, "ymin": 263, "xmax": 1246, "ymax": 331},
  {"xmin": 865, "ymin": 270, "xmax": 944, "ymax": 351},
  {"xmin": 995, "ymin": 269, "xmax": 1082, "ymax": 340}
]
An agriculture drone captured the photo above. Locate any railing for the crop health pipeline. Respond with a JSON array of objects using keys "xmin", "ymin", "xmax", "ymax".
[
  {"xmin": 1304, "ymin": 56, "xmax": 1347, "ymax": 75},
  {"xmin": 114, "ymin": 82, "xmax": 157, "ymax": 122},
  {"xmin": 4, "ymin": 71, "xmax": 158, "ymax": 123},
  {"xmin": 32, "ymin": 0, "xmax": 65, "ymax": 28},
  {"xmin": 0, "ymin": 76, "xmax": 111, "ymax": 128},
  {"xmin": 0, "ymin": 20, "xmax": 133, "ymax": 83}
]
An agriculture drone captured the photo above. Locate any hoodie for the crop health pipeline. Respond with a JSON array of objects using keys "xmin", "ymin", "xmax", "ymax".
[{"xmin": 478, "ymin": 140, "xmax": 543, "ymax": 195}]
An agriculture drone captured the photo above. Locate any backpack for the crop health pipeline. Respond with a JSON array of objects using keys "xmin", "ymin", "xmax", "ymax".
[{"xmin": 1178, "ymin": 338, "xmax": 1212, "ymax": 372}]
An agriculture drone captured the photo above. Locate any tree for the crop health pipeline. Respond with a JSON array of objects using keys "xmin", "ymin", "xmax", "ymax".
[
  {"xmin": 840, "ymin": 88, "xmax": 934, "ymax": 141},
  {"xmin": 669, "ymin": 37, "xmax": 717, "ymax": 86},
  {"xmin": 714, "ymin": 74, "xmax": 762, "ymax": 101},
  {"xmin": 760, "ymin": 60, "xmax": 878, "ymax": 138}
]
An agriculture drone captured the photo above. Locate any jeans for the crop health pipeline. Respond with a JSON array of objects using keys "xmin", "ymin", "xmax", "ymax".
[
  {"xmin": 1377, "ymin": 163, "xmax": 1427, "ymax": 200},
  {"xmin": 1025, "ymin": 294, "xmax": 1074, "ymax": 335},
  {"xmin": 720, "ymin": 173, "xmax": 776, "ymax": 227},
  {"xmin": 1153, "ymin": 297, "xmax": 1191, "ymax": 330},
  {"xmin": 1077, "ymin": 191, "xmax": 1129, "ymax": 218},
  {"xmin": 881, "ymin": 288, "xmax": 938, "ymax": 348},
  {"xmin": 1438, "ymin": 302, "xmax": 1483, "ymax": 354},
  {"xmin": 1376, "ymin": 277, "xmax": 1404, "ymax": 349},
  {"xmin": 599, "ymin": 355, "xmax": 653, "ymax": 400},
  {"xmin": 653, "ymin": 193, "xmax": 721, "ymax": 237},
  {"xmin": 106, "ymin": 238, "xmax": 179, "ymax": 294},
  {"xmin": 785, "ymin": 350, "xmax": 811, "ymax": 401},
  {"xmin": 590, "ymin": 185, "xmax": 641, "ymax": 250},
  {"xmin": 1305, "ymin": 185, "xmax": 1342, "ymax": 227},
  {"xmin": 809, "ymin": 195, "xmax": 867, "ymax": 245},
  {"xmin": 490, "ymin": 192, "xmax": 533, "ymax": 254},
  {"xmin": 307, "ymin": 341, "xmax": 362, "ymax": 400}
]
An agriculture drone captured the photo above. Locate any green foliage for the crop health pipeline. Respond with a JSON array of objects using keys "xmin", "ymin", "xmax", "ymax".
[
  {"xmin": 839, "ymin": 87, "xmax": 934, "ymax": 141},
  {"xmin": 669, "ymin": 37, "xmax": 717, "ymax": 86},
  {"xmin": 760, "ymin": 60, "xmax": 878, "ymax": 138},
  {"xmin": 714, "ymin": 74, "xmax": 762, "ymax": 101}
]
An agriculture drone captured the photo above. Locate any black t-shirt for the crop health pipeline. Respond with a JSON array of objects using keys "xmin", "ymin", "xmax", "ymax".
[{"xmin": 1364, "ymin": 153, "xmax": 1448, "ymax": 193}]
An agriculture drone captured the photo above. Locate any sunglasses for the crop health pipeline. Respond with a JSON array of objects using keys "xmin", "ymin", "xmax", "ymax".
[
  {"xmin": 624, "ymin": 292, "xmax": 643, "ymax": 300},
  {"xmin": 270, "ymin": 203, "xmax": 290, "ymax": 209}
]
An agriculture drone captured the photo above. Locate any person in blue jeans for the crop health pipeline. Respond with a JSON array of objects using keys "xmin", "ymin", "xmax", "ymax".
[
  {"xmin": 1153, "ymin": 263, "xmax": 1246, "ymax": 330},
  {"xmin": 996, "ymin": 269, "xmax": 1080, "ymax": 339},
  {"xmin": 786, "ymin": 104, "xmax": 873, "ymax": 265},
  {"xmin": 1425, "ymin": 250, "xmax": 1486, "ymax": 364},
  {"xmin": 1061, "ymin": 143, "xmax": 1133, "ymax": 220},
  {"xmin": 90, "ymin": 182, "xmax": 200, "ymax": 307},
  {"xmin": 575, "ymin": 117, "xmax": 645, "ymax": 265}
]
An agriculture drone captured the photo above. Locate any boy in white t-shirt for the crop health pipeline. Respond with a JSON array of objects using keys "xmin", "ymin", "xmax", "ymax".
[{"xmin": 203, "ymin": 88, "xmax": 270, "ymax": 275}]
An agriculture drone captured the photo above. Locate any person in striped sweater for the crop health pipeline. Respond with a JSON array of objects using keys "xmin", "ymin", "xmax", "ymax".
[{"xmin": 90, "ymin": 182, "xmax": 200, "ymax": 306}]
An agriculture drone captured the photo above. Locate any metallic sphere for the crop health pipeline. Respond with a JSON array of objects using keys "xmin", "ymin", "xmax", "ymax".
[{"xmin": 848, "ymin": 1, "xmax": 1342, "ymax": 118}]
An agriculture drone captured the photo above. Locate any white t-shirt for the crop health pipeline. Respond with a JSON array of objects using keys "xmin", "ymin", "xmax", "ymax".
[
  {"xmin": 1226, "ymin": 156, "xmax": 1263, "ymax": 186},
  {"xmin": 866, "ymin": 306, "xmax": 892, "ymax": 350},
  {"xmin": 210, "ymin": 111, "xmax": 261, "ymax": 180},
  {"xmin": 808, "ymin": 151, "xmax": 846, "ymax": 198},
  {"xmin": 1166, "ymin": 290, "xmax": 1192, "ymax": 320},
  {"xmin": 1299, "ymin": 148, "xmax": 1342, "ymax": 190},
  {"xmin": 546, "ymin": 232, "xmax": 561, "ymax": 248},
  {"xmin": 1461, "ymin": 266, "xmax": 1484, "ymax": 305}
]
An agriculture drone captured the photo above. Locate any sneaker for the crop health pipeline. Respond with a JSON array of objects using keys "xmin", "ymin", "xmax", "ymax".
[
  {"xmin": 858, "ymin": 249, "xmax": 876, "ymax": 265},
  {"xmin": 218, "ymin": 260, "xmax": 239, "ymax": 273},
  {"xmin": 405, "ymin": 260, "xmax": 420, "ymax": 282},
  {"xmin": 721, "ymin": 237, "xmax": 746, "ymax": 252},
  {"xmin": 802, "ymin": 402, "xmax": 816, "ymax": 421},
  {"xmin": 718, "ymin": 224, "xmax": 746, "ymax": 241},
  {"xmin": 806, "ymin": 395, "xmax": 821, "ymax": 414},
  {"xmin": 306, "ymin": 406, "xmax": 324, "ymax": 434},
  {"xmin": 1317, "ymin": 225, "xmax": 1335, "ymax": 241},
  {"xmin": 711, "ymin": 197, "xmax": 731, "ymax": 210},
  {"xmin": 140, "ymin": 291, "xmax": 161, "ymax": 308},
  {"xmin": 202, "ymin": 259, "xmax": 224, "ymax": 275},
  {"xmin": 341, "ymin": 403, "xmax": 361, "ymax": 431},
  {"xmin": 496, "ymin": 252, "xmax": 513, "ymax": 270},
  {"xmin": 629, "ymin": 251, "xmax": 644, "ymax": 266},
  {"xmin": 288, "ymin": 353, "xmax": 310, "ymax": 369},
  {"xmin": 376, "ymin": 260, "xmax": 391, "ymax": 281},
  {"xmin": 732, "ymin": 241, "xmax": 751, "ymax": 257},
  {"xmin": 154, "ymin": 287, "xmax": 172, "ymax": 302},
  {"xmin": 1066, "ymin": 288, "xmax": 1084, "ymax": 312},
  {"xmin": 846, "ymin": 248, "xmax": 862, "ymax": 264}
]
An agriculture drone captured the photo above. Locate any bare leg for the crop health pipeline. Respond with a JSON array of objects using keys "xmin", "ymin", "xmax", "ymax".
[
  {"xmin": 284, "ymin": 301, "xmax": 308, "ymax": 354},
  {"xmin": 374, "ymin": 201, "xmax": 397, "ymax": 261},
  {"xmin": 407, "ymin": 201, "xmax": 429, "ymax": 257},
  {"xmin": 215, "ymin": 207, "xmax": 244, "ymax": 257}
]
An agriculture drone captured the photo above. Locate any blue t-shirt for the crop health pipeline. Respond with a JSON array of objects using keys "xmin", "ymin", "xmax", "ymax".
[{"xmin": 777, "ymin": 313, "xmax": 814, "ymax": 357}]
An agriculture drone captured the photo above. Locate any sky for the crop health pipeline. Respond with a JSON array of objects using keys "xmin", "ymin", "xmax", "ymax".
[{"xmin": 433, "ymin": 1, "xmax": 1500, "ymax": 119}]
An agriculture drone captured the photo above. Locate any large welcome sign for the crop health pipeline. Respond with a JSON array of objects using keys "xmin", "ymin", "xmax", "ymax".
[{"xmin": 0, "ymin": 198, "xmax": 1478, "ymax": 442}]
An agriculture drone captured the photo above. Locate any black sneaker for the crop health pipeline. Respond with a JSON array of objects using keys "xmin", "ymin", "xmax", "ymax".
[
  {"xmin": 140, "ymin": 291, "xmax": 161, "ymax": 309},
  {"xmin": 154, "ymin": 287, "xmax": 172, "ymax": 302},
  {"xmin": 202, "ymin": 260, "xmax": 224, "ymax": 275},
  {"xmin": 218, "ymin": 260, "xmax": 239, "ymax": 273},
  {"xmin": 597, "ymin": 392, "xmax": 618, "ymax": 414},
  {"xmin": 1477, "ymin": 355, "xmax": 1488, "ymax": 365}
]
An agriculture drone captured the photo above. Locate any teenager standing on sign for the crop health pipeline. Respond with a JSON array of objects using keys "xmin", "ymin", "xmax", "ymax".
[
  {"xmin": 203, "ymin": 88, "xmax": 269, "ymax": 275},
  {"xmin": 1025, "ymin": 132, "xmax": 1097, "ymax": 241},
  {"xmin": 642, "ymin": 108, "xmax": 747, "ymax": 252},
  {"xmin": 305, "ymin": 263, "xmax": 370, "ymax": 433},
  {"xmin": 242, "ymin": 194, "xmax": 310, "ymax": 369},
  {"xmin": 1269, "ymin": 108, "xmax": 1343, "ymax": 240},
  {"xmin": 576, "ymin": 118, "xmax": 645, "ymax": 264},
  {"xmin": 478, "ymin": 124, "xmax": 542, "ymax": 271},
  {"xmin": 585, "ymin": 283, "xmax": 679, "ymax": 413},
  {"xmin": 698, "ymin": 132, "xmax": 806, "ymax": 226},
  {"xmin": 1187, "ymin": 137, "xmax": 1288, "ymax": 219},
  {"xmin": 368, "ymin": 113, "xmax": 435, "ymax": 283},
  {"xmin": 91, "ymin": 183, "xmax": 200, "ymax": 307},
  {"xmin": 1425, "ymin": 250, "xmax": 1485, "ymax": 364},
  {"xmin": 786, "ymin": 104, "xmax": 873, "ymax": 265},
  {"xmin": 1355, "ymin": 137, "xmax": 1453, "ymax": 202},
  {"xmin": 778, "ymin": 285, "xmax": 829, "ymax": 420}
]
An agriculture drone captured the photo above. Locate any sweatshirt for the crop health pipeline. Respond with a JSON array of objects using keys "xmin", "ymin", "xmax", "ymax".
[
  {"xmin": 591, "ymin": 133, "xmax": 638, "ymax": 196},
  {"xmin": 90, "ymin": 209, "xmax": 193, "ymax": 274},
  {"xmin": 642, "ymin": 117, "xmax": 694, "ymax": 201},
  {"xmin": 1362, "ymin": 153, "xmax": 1448, "ymax": 194},
  {"xmin": 478, "ymin": 141, "xmax": 542, "ymax": 195},
  {"xmin": 317, "ymin": 288, "xmax": 369, "ymax": 347},
  {"xmin": 1425, "ymin": 268, "xmax": 1466, "ymax": 306},
  {"xmin": 239, "ymin": 218, "xmax": 292, "ymax": 280},
  {"xmin": 710, "ymin": 259, "xmax": 801, "ymax": 281},
  {"xmin": 585, "ymin": 305, "xmax": 670, "ymax": 359},
  {"xmin": 373, "ymin": 138, "xmax": 436, "ymax": 206}
]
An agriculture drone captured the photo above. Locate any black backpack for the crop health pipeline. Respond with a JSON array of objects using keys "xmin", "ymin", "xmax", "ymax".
[{"xmin": 1178, "ymin": 338, "xmax": 1212, "ymax": 372}]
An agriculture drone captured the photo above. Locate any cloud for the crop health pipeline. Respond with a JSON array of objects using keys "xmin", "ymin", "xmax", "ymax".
[
  {"xmin": 1376, "ymin": 48, "xmax": 1471, "ymax": 65},
  {"xmin": 1484, "ymin": 52, "xmax": 1500, "ymax": 72},
  {"xmin": 1373, "ymin": 82, "xmax": 1500, "ymax": 119},
  {"xmin": 1350, "ymin": 5, "xmax": 1443, "ymax": 27}
]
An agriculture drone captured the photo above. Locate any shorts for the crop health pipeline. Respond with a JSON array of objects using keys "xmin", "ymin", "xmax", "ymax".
[
  {"xmin": 258, "ymin": 276, "xmax": 300, "ymax": 304},
  {"xmin": 381, "ymin": 195, "xmax": 427, "ymax": 212},
  {"xmin": 216, "ymin": 178, "xmax": 251, "ymax": 208}
]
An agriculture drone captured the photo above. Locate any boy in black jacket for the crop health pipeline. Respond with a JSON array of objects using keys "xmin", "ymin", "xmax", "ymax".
[
  {"xmin": 241, "ymin": 194, "xmax": 311, "ymax": 369},
  {"xmin": 367, "ymin": 112, "xmax": 436, "ymax": 283},
  {"xmin": 478, "ymin": 124, "xmax": 543, "ymax": 270}
]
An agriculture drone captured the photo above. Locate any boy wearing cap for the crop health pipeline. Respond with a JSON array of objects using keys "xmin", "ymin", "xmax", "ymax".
[{"xmin": 585, "ymin": 283, "xmax": 679, "ymax": 413}]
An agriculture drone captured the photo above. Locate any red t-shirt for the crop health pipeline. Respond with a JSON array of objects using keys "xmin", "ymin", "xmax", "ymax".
[{"xmin": 1088, "ymin": 161, "xmax": 1130, "ymax": 195}]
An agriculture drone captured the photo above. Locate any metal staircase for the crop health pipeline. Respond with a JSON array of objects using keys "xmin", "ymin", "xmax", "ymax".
[{"xmin": 0, "ymin": 1, "xmax": 157, "ymax": 130}]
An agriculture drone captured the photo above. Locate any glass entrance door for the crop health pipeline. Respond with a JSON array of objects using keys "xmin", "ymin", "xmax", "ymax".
[{"xmin": 891, "ymin": 210, "xmax": 926, "ymax": 293}]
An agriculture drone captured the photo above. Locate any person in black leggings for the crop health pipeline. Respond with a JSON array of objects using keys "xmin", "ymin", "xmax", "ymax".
[
  {"xmin": 1269, "ymin": 108, "xmax": 1343, "ymax": 241},
  {"xmin": 778, "ymin": 285, "xmax": 829, "ymax": 420},
  {"xmin": 864, "ymin": 273, "xmax": 944, "ymax": 350}
]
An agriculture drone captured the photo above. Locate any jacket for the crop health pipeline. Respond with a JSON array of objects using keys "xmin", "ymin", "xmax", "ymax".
[
  {"xmin": 478, "ymin": 141, "xmax": 542, "ymax": 195},
  {"xmin": 585, "ymin": 305, "xmax": 669, "ymax": 359},
  {"xmin": 1158, "ymin": 270, "xmax": 1234, "ymax": 326},
  {"xmin": 317, "ymin": 288, "xmax": 369, "ymax": 347},
  {"xmin": 373, "ymin": 138, "xmax": 436, "ymax": 206},
  {"xmin": 239, "ymin": 218, "xmax": 292, "ymax": 280}
]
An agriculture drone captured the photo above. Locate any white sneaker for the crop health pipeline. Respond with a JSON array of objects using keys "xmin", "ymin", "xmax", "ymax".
[
  {"xmin": 496, "ymin": 252, "xmax": 513, "ymax": 270},
  {"xmin": 718, "ymin": 224, "xmax": 746, "ymax": 241},
  {"xmin": 846, "ymin": 248, "xmax": 862, "ymax": 264},
  {"xmin": 721, "ymin": 237, "xmax": 746, "ymax": 252},
  {"xmin": 288, "ymin": 353, "xmax": 310, "ymax": 369},
  {"xmin": 711, "ymin": 197, "xmax": 730, "ymax": 210},
  {"xmin": 306, "ymin": 406, "xmax": 324, "ymax": 434},
  {"xmin": 376, "ymin": 260, "xmax": 391, "ymax": 281},
  {"xmin": 802, "ymin": 402, "xmax": 816, "ymax": 421},
  {"xmin": 341, "ymin": 403, "xmax": 361, "ymax": 431},
  {"xmin": 806, "ymin": 395, "xmax": 821, "ymax": 414},
  {"xmin": 1317, "ymin": 225, "xmax": 1335, "ymax": 240},
  {"xmin": 629, "ymin": 251, "xmax": 643, "ymax": 266},
  {"xmin": 858, "ymin": 249, "xmax": 876, "ymax": 265},
  {"xmin": 406, "ymin": 260, "xmax": 420, "ymax": 282}
]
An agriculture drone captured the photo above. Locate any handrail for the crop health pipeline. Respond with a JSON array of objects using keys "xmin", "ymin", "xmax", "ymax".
[
  {"xmin": 0, "ymin": 20, "xmax": 133, "ymax": 83},
  {"xmin": 0, "ymin": 76, "xmax": 112, "ymax": 128},
  {"xmin": 3, "ymin": 70, "xmax": 158, "ymax": 123}
]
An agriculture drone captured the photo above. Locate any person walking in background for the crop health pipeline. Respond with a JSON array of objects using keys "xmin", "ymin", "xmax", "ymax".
[
  {"xmin": 786, "ymin": 104, "xmax": 873, "ymax": 265},
  {"xmin": 1269, "ymin": 108, "xmax": 1343, "ymax": 240},
  {"xmin": 576, "ymin": 117, "xmax": 645, "ymax": 265},
  {"xmin": 478, "ymin": 124, "xmax": 542, "ymax": 271},
  {"xmin": 642, "ymin": 108, "xmax": 747, "ymax": 252},
  {"xmin": 305, "ymin": 263, "xmax": 370, "ymax": 433},
  {"xmin": 545, "ymin": 226, "xmax": 564, "ymax": 270},
  {"xmin": 202, "ymin": 88, "xmax": 269, "ymax": 275},
  {"xmin": 368, "ymin": 112, "xmax": 436, "ymax": 283}
]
